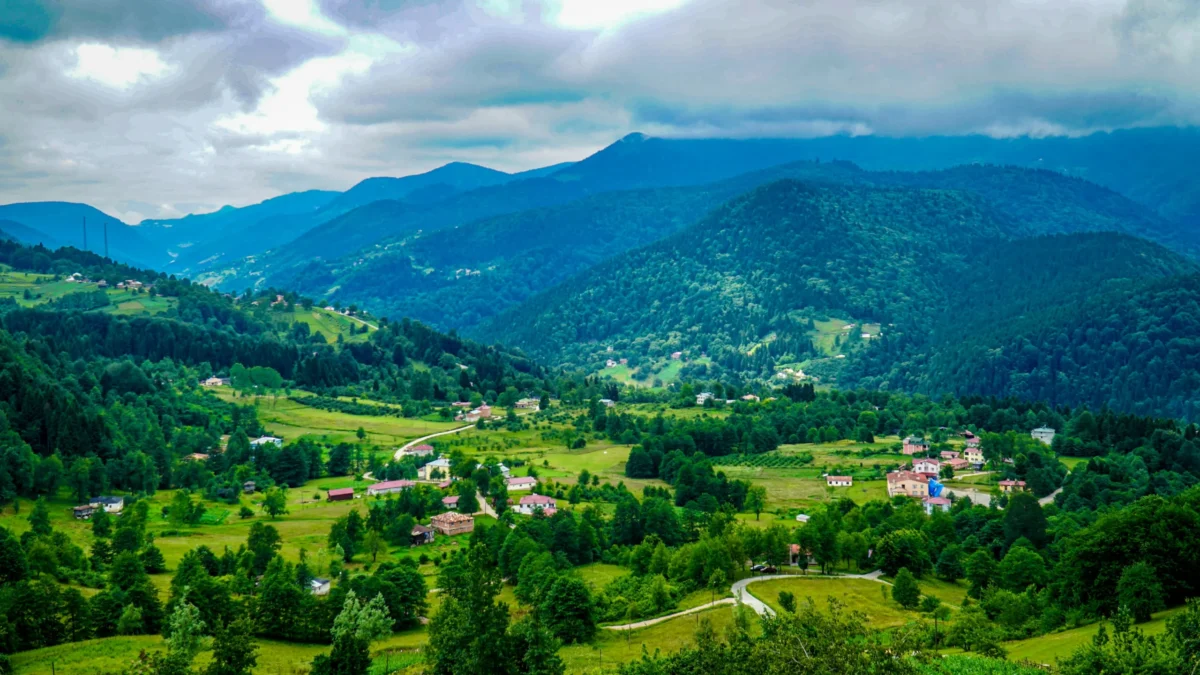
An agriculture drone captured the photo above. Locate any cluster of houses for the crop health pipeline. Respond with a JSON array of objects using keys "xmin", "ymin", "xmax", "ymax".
[
  {"xmin": 604, "ymin": 358, "xmax": 629, "ymax": 368},
  {"xmin": 696, "ymin": 392, "xmax": 765, "ymax": 406},
  {"xmin": 65, "ymin": 274, "xmax": 152, "ymax": 292},
  {"xmin": 515, "ymin": 398, "xmax": 542, "ymax": 410},
  {"xmin": 455, "ymin": 404, "xmax": 493, "ymax": 423}
]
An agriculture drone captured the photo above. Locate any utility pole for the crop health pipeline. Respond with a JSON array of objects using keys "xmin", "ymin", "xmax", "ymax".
[
  {"xmin": 82, "ymin": 217, "xmax": 87, "ymax": 251},
  {"xmin": 104, "ymin": 221, "xmax": 109, "ymax": 259}
]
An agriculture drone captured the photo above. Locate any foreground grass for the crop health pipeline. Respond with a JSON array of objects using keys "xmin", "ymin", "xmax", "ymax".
[
  {"xmin": 561, "ymin": 605, "xmax": 742, "ymax": 672},
  {"xmin": 1002, "ymin": 606, "xmax": 1182, "ymax": 664}
]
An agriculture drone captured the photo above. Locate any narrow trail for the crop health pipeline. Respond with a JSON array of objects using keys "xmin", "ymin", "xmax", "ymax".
[
  {"xmin": 393, "ymin": 425, "xmax": 474, "ymax": 461},
  {"xmin": 604, "ymin": 569, "xmax": 891, "ymax": 631}
]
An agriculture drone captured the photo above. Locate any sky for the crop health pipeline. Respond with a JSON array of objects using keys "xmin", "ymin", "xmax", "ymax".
[{"xmin": 0, "ymin": 0, "xmax": 1198, "ymax": 223}]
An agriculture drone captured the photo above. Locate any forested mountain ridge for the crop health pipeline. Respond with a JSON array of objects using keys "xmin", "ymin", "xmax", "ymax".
[
  {"xmin": 476, "ymin": 178, "xmax": 1200, "ymax": 418},
  {"xmin": 475, "ymin": 180, "xmax": 1014, "ymax": 369},
  {"xmin": 271, "ymin": 160, "xmax": 1179, "ymax": 336}
]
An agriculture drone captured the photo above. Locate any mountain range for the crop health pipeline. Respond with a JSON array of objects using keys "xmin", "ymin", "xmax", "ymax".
[{"xmin": 6, "ymin": 128, "xmax": 1200, "ymax": 417}]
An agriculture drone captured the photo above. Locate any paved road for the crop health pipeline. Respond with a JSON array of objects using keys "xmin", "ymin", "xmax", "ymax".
[
  {"xmin": 604, "ymin": 569, "xmax": 891, "ymax": 631},
  {"xmin": 942, "ymin": 487, "xmax": 993, "ymax": 507},
  {"xmin": 1038, "ymin": 488, "xmax": 1063, "ymax": 505},
  {"xmin": 393, "ymin": 425, "xmax": 474, "ymax": 461}
]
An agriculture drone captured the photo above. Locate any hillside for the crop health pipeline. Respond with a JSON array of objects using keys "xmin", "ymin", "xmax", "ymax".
[
  {"xmin": 476, "ymin": 179, "xmax": 1200, "ymax": 417},
  {"xmin": 0, "ymin": 202, "xmax": 156, "ymax": 265},
  {"xmin": 290, "ymin": 160, "xmax": 1182, "ymax": 334},
  {"xmin": 0, "ymin": 218, "xmax": 61, "ymax": 247}
]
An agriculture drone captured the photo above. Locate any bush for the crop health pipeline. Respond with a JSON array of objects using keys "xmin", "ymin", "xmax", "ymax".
[{"xmin": 238, "ymin": 506, "xmax": 254, "ymax": 519}]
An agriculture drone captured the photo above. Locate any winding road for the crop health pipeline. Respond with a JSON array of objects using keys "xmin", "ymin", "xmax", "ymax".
[
  {"xmin": 604, "ymin": 569, "xmax": 890, "ymax": 631},
  {"xmin": 392, "ymin": 424, "xmax": 474, "ymax": 461}
]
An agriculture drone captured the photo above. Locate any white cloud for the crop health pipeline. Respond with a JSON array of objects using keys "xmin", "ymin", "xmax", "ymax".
[
  {"xmin": 68, "ymin": 43, "xmax": 172, "ymax": 88},
  {"xmin": 548, "ymin": 0, "xmax": 691, "ymax": 30},
  {"xmin": 262, "ymin": 0, "xmax": 347, "ymax": 36}
]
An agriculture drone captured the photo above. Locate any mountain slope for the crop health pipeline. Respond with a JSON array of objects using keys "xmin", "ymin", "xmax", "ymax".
[
  {"xmin": 476, "ymin": 180, "xmax": 1018, "ymax": 370},
  {"xmin": 474, "ymin": 179, "xmax": 1199, "ymax": 417},
  {"xmin": 318, "ymin": 162, "xmax": 513, "ymax": 217},
  {"xmin": 298, "ymin": 160, "xmax": 1179, "ymax": 335},
  {"xmin": 0, "ymin": 202, "xmax": 154, "ymax": 265},
  {"xmin": 0, "ymin": 218, "xmax": 62, "ymax": 247},
  {"xmin": 139, "ymin": 189, "xmax": 340, "ymax": 272}
]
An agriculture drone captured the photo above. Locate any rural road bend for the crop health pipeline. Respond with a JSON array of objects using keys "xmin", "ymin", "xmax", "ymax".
[
  {"xmin": 393, "ymin": 425, "xmax": 474, "ymax": 461},
  {"xmin": 603, "ymin": 569, "xmax": 893, "ymax": 631}
]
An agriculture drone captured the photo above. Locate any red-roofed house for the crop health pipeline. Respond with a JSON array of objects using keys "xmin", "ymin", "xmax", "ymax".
[
  {"xmin": 327, "ymin": 488, "xmax": 354, "ymax": 502},
  {"xmin": 826, "ymin": 475, "xmax": 853, "ymax": 487},
  {"xmin": 946, "ymin": 458, "xmax": 971, "ymax": 471},
  {"xmin": 507, "ymin": 476, "xmax": 537, "ymax": 491},
  {"xmin": 515, "ymin": 494, "xmax": 556, "ymax": 515},
  {"xmin": 902, "ymin": 437, "xmax": 929, "ymax": 455},
  {"xmin": 367, "ymin": 480, "xmax": 414, "ymax": 496},
  {"xmin": 940, "ymin": 451, "xmax": 960, "ymax": 460},
  {"xmin": 442, "ymin": 495, "xmax": 459, "ymax": 509},
  {"xmin": 999, "ymin": 480, "xmax": 1027, "ymax": 493},
  {"xmin": 402, "ymin": 444, "xmax": 435, "ymax": 457},
  {"xmin": 913, "ymin": 457, "xmax": 941, "ymax": 475},
  {"xmin": 923, "ymin": 496, "xmax": 952, "ymax": 514}
]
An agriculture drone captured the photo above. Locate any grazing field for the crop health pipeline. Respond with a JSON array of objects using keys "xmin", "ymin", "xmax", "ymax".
[
  {"xmin": 1000, "ymin": 606, "xmax": 1181, "ymax": 664},
  {"xmin": 210, "ymin": 388, "xmax": 459, "ymax": 446},
  {"xmin": 560, "ymin": 605, "xmax": 744, "ymax": 672},
  {"xmin": 280, "ymin": 306, "xmax": 376, "ymax": 344},
  {"xmin": 0, "ymin": 268, "xmax": 178, "ymax": 315},
  {"xmin": 1058, "ymin": 456, "xmax": 1088, "ymax": 471},
  {"xmin": 746, "ymin": 577, "xmax": 916, "ymax": 628}
]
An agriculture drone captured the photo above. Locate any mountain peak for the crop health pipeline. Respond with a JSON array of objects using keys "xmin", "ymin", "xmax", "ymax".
[{"xmin": 620, "ymin": 132, "xmax": 650, "ymax": 143}]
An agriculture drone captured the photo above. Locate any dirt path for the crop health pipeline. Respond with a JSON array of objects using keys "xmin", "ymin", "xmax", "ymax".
[
  {"xmin": 604, "ymin": 569, "xmax": 892, "ymax": 630},
  {"xmin": 393, "ymin": 425, "xmax": 474, "ymax": 461}
]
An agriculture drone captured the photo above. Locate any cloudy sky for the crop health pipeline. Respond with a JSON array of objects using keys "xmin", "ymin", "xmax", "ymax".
[{"xmin": 1, "ymin": 0, "xmax": 1197, "ymax": 223}]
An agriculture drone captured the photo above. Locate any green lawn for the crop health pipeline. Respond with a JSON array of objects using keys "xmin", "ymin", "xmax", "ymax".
[
  {"xmin": 745, "ymin": 577, "xmax": 917, "ymax": 628},
  {"xmin": 210, "ymin": 389, "xmax": 459, "ymax": 446},
  {"xmin": 560, "ymin": 605, "xmax": 743, "ymax": 672},
  {"xmin": 284, "ymin": 307, "xmax": 375, "ymax": 344},
  {"xmin": 1002, "ymin": 607, "xmax": 1182, "ymax": 664}
]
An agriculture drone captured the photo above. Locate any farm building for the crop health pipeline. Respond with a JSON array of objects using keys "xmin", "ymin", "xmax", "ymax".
[
  {"xmin": 442, "ymin": 495, "xmax": 459, "ymax": 510},
  {"xmin": 430, "ymin": 511, "xmax": 474, "ymax": 536},
  {"xmin": 506, "ymin": 476, "xmax": 537, "ymax": 491},
  {"xmin": 999, "ymin": 480, "xmax": 1027, "ymax": 493},
  {"xmin": 310, "ymin": 578, "xmax": 331, "ymax": 596},
  {"xmin": 923, "ymin": 497, "xmax": 952, "ymax": 514},
  {"xmin": 515, "ymin": 494, "xmax": 557, "ymax": 515},
  {"xmin": 327, "ymin": 488, "xmax": 354, "ymax": 502},
  {"xmin": 913, "ymin": 458, "xmax": 941, "ymax": 475},
  {"xmin": 902, "ymin": 437, "xmax": 929, "ymax": 455},
  {"xmin": 1031, "ymin": 427, "xmax": 1056, "ymax": 445},
  {"xmin": 940, "ymin": 451, "xmax": 960, "ymax": 460},
  {"xmin": 421, "ymin": 458, "xmax": 453, "ymax": 480},
  {"xmin": 887, "ymin": 471, "xmax": 928, "ymax": 498},
  {"xmin": 825, "ymin": 476, "xmax": 853, "ymax": 487},
  {"xmin": 91, "ymin": 496, "xmax": 124, "ymax": 513},
  {"xmin": 367, "ymin": 480, "xmax": 414, "ymax": 496},
  {"xmin": 400, "ymin": 444, "xmax": 434, "ymax": 457},
  {"xmin": 411, "ymin": 524, "xmax": 435, "ymax": 545},
  {"xmin": 250, "ymin": 436, "xmax": 283, "ymax": 448},
  {"xmin": 73, "ymin": 504, "xmax": 98, "ymax": 519},
  {"xmin": 242, "ymin": 481, "xmax": 256, "ymax": 494}
]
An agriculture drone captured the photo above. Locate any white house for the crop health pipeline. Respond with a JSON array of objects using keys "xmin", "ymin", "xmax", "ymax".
[
  {"xmin": 598, "ymin": 398, "xmax": 616, "ymax": 408},
  {"xmin": 515, "ymin": 494, "xmax": 557, "ymax": 515},
  {"xmin": 421, "ymin": 458, "xmax": 453, "ymax": 481},
  {"xmin": 310, "ymin": 578, "xmax": 331, "ymax": 596},
  {"xmin": 795, "ymin": 513, "xmax": 810, "ymax": 523},
  {"xmin": 923, "ymin": 497, "xmax": 952, "ymax": 514},
  {"xmin": 90, "ymin": 496, "xmax": 125, "ymax": 514},
  {"xmin": 250, "ymin": 436, "xmax": 282, "ymax": 448},
  {"xmin": 696, "ymin": 392, "xmax": 714, "ymax": 405},
  {"xmin": 367, "ymin": 480, "xmax": 415, "ymax": 496},
  {"xmin": 825, "ymin": 475, "xmax": 853, "ymax": 487},
  {"xmin": 496, "ymin": 463, "xmax": 511, "ymax": 478},
  {"xmin": 913, "ymin": 457, "xmax": 941, "ymax": 474},
  {"xmin": 1031, "ymin": 427, "xmax": 1056, "ymax": 445},
  {"xmin": 506, "ymin": 476, "xmax": 537, "ymax": 491}
]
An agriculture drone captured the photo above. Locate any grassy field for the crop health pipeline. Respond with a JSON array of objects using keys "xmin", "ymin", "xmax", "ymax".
[
  {"xmin": 597, "ymin": 356, "xmax": 702, "ymax": 389},
  {"xmin": 746, "ymin": 577, "xmax": 918, "ymax": 628},
  {"xmin": 210, "ymin": 388, "xmax": 459, "ymax": 446},
  {"xmin": 281, "ymin": 306, "xmax": 376, "ymax": 344},
  {"xmin": 1058, "ymin": 456, "xmax": 1088, "ymax": 471},
  {"xmin": 0, "ymin": 268, "xmax": 179, "ymax": 316},
  {"xmin": 1001, "ymin": 606, "xmax": 1182, "ymax": 664},
  {"xmin": 560, "ymin": 604, "xmax": 743, "ymax": 672}
]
